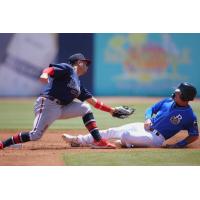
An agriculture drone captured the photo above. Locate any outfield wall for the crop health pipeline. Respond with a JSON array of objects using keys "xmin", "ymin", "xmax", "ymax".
[
  {"xmin": 0, "ymin": 33, "xmax": 199, "ymax": 97},
  {"xmin": 94, "ymin": 33, "xmax": 200, "ymax": 97}
]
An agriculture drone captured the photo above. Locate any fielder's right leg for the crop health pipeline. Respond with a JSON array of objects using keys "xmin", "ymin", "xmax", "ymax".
[
  {"xmin": 0, "ymin": 132, "xmax": 31, "ymax": 149},
  {"xmin": 0, "ymin": 97, "xmax": 61, "ymax": 149}
]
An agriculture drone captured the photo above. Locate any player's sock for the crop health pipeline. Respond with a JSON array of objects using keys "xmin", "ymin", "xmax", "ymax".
[
  {"xmin": 82, "ymin": 112, "xmax": 102, "ymax": 141},
  {"xmin": 2, "ymin": 132, "xmax": 31, "ymax": 148}
]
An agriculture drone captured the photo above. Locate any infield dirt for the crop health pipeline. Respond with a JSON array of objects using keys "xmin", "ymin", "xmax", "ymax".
[{"xmin": 0, "ymin": 130, "xmax": 200, "ymax": 166}]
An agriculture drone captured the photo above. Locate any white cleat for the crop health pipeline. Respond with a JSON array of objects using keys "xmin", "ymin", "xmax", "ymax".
[{"xmin": 62, "ymin": 134, "xmax": 80, "ymax": 147}]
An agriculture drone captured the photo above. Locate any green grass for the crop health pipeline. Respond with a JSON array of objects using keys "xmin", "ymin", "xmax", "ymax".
[
  {"xmin": 0, "ymin": 98, "xmax": 199, "ymax": 131},
  {"xmin": 0, "ymin": 98, "xmax": 152, "ymax": 130},
  {"xmin": 1, "ymin": 98, "xmax": 200, "ymax": 166},
  {"xmin": 63, "ymin": 149, "xmax": 200, "ymax": 166}
]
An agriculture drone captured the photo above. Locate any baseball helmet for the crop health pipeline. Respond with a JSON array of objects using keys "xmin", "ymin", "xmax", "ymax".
[
  {"xmin": 67, "ymin": 53, "xmax": 91, "ymax": 65},
  {"xmin": 172, "ymin": 82, "xmax": 197, "ymax": 101}
]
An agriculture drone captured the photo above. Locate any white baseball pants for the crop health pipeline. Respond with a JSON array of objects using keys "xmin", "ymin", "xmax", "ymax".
[{"xmin": 77, "ymin": 122, "xmax": 165, "ymax": 148}]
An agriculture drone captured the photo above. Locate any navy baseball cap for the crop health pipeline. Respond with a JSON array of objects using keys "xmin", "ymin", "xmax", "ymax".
[{"xmin": 68, "ymin": 53, "xmax": 91, "ymax": 65}]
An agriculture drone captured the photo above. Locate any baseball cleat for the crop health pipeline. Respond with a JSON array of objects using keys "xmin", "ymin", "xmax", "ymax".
[
  {"xmin": 0, "ymin": 141, "xmax": 4, "ymax": 149},
  {"xmin": 62, "ymin": 134, "xmax": 80, "ymax": 147},
  {"xmin": 91, "ymin": 139, "xmax": 116, "ymax": 149}
]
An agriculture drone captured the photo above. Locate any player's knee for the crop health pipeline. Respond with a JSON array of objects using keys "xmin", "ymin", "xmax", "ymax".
[
  {"xmin": 29, "ymin": 130, "xmax": 43, "ymax": 141},
  {"xmin": 121, "ymin": 131, "xmax": 129, "ymax": 142},
  {"xmin": 80, "ymin": 103, "xmax": 91, "ymax": 116},
  {"xmin": 121, "ymin": 131, "xmax": 132, "ymax": 148}
]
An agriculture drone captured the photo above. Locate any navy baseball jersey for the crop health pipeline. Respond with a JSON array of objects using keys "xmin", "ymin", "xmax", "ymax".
[
  {"xmin": 145, "ymin": 98, "xmax": 199, "ymax": 139},
  {"xmin": 41, "ymin": 63, "xmax": 92, "ymax": 103}
]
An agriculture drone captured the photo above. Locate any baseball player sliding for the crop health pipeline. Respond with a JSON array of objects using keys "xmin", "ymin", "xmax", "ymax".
[
  {"xmin": 62, "ymin": 83, "xmax": 199, "ymax": 148},
  {"xmin": 0, "ymin": 53, "xmax": 134, "ymax": 150}
]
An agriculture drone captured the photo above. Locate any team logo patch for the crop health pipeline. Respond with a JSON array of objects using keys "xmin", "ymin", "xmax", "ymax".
[
  {"xmin": 193, "ymin": 120, "xmax": 198, "ymax": 128},
  {"xmin": 170, "ymin": 114, "xmax": 182, "ymax": 125},
  {"xmin": 67, "ymin": 79, "xmax": 80, "ymax": 97}
]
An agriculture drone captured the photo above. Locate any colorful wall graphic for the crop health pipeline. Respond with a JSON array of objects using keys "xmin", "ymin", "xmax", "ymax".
[{"xmin": 94, "ymin": 33, "xmax": 200, "ymax": 97}]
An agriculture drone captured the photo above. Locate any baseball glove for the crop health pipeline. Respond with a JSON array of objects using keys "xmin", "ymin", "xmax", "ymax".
[{"xmin": 112, "ymin": 106, "xmax": 135, "ymax": 119}]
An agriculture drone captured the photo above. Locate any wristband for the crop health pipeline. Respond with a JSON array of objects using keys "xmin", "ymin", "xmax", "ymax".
[
  {"xmin": 94, "ymin": 101, "xmax": 112, "ymax": 112},
  {"xmin": 176, "ymin": 140, "xmax": 188, "ymax": 148}
]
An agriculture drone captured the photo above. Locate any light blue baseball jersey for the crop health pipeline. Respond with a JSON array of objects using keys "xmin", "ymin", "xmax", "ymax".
[{"xmin": 145, "ymin": 98, "xmax": 199, "ymax": 139}]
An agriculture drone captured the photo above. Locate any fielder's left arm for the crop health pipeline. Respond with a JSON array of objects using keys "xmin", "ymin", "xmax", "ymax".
[{"xmin": 86, "ymin": 97, "xmax": 135, "ymax": 119}]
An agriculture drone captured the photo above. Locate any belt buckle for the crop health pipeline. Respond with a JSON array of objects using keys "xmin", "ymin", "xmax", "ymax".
[
  {"xmin": 155, "ymin": 132, "xmax": 160, "ymax": 136},
  {"xmin": 152, "ymin": 129, "xmax": 159, "ymax": 136}
]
